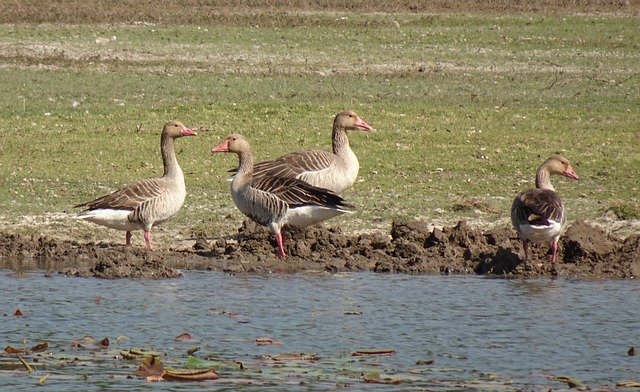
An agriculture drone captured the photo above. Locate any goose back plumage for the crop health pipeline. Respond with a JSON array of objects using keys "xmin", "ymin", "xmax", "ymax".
[{"xmin": 249, "ymin": 111, "xmax": 372, "ymax": 194}]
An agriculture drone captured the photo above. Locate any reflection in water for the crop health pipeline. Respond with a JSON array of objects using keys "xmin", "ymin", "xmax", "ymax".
[{"xmin": 0, "ymin": 271, "xmax": 637, "ymax": 391}]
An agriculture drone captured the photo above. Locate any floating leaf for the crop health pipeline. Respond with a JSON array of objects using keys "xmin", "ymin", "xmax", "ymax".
[
  {"xmin": 4, "ymin": 345, "xmax": 26, "ymax": 354},
  {"xmin": 556, "ymin": 376, "xmax": 584, "ymax": 388},
  {"xmin": 256, "ymin": 337, "xmax": 284, "ymax": 346},
  {"xmin": 617, "ymin": 381, "xmax": 640, "ymax": 387},
  {"xmin": 121, "ymin": 351, "xmax": 148, "ymax": 360},
  {"xmin": 627, "ymin": 347, "xmax": 635, "ymax": 356},
  {"xmin": 175, "ymin": 332, "xmax": 196, "ymax": 342},
  {"xmin": 264, "ymin": 353, "xmax": 319, "ymax": 362},
  {"xmin": 363, "ymin": 371, "xmax": 401, "ymax": 384},
  {"xmin": 162, "ymin": 368, "xmax": 219, "ymax": 382},
  {"xmin": 352, "ymin": 349, "xmax": 396, "ymax": 357},
  {"xmin": 186, "ymin": 347, "xmax": 200, "ymax": 356},
  {"xmin": 30, "ymin": 341, "xmax": 49, "ymax": 353},
  {"xmin": 344, "ymin": 311, "xmax": 363, "ymax": 315},
  {"xmin": 135, "ymin": 356, "xmax": 164, "ymax": 377},
  {"xmin": 415, "ymin": 359, "xmax": 435, "ymax": 365},
  {"xmin": 71, "ymin": 337, "xmax": 110, "ymax": 350},
  {"xmin": 13, "ymin": 309, "xmax": 24, "ymax": 316},
  {"xmin": 121, "ymin": 348, "xmax": 164, "ymax": 360},
  {"xmin": 97, "ymin": 337, "xmax": 110, "ymax": 348},
  {"xmin": 114, "ymin": 336, "xmax": 129, "ymax": 345}
]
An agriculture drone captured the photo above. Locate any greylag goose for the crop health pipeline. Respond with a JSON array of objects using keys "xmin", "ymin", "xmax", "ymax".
[
  {"xmin": 74, "ymin": 121, "xmax": 197, "ymax": 250},
  {"xmin": 250, "ymin": 110, "xmax": 372, "ymax": 194},
  {"xmin": 511, "ymin": 155, "xmax": 579, "ymax": 264},
  {"xmin": 212, "ymin": 134, "xmax": 355, "ymax": 260}
]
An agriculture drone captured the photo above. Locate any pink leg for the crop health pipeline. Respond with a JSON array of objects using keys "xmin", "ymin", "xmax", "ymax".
[
  {"xmin": 522, "ymin": 240, "xmax": 529, "ymax": 260},
  {"xmin": 274, "ymin": 232, "xmax": 288, "ymax": 260},
  {"xmin": 144, "ymin": 231, "xmax": 153, "ymax": 250},
  {"xmin": 125, "ymin": 231, "xmax": 132, "ymax": 246}
]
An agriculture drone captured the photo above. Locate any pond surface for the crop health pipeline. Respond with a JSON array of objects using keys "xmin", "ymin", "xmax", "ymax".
[{"xmin": 1, "ymin": 271, "xmax": 638, "ymax": 391}]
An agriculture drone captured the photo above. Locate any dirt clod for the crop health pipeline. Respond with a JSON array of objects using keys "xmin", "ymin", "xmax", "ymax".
[{"xmin": 1, "ymin": 219, "xmax": 638, "ymax": 279}]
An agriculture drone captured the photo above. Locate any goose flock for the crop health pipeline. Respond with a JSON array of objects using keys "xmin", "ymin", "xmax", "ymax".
[{"xmin": 74, "ymin": 112, "xmax": 579, "ymax": 265}]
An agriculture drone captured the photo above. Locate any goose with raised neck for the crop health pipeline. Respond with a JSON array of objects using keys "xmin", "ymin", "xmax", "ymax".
[
  {"xmin": 212, "ymin": 133, "xmax": 354, "ymax": 260},
  {"xmin": 74, "ymin": 121, "xmax": 197, "ymax": 249},
  {"xmin": 511, "ymin": 155, "xmax": 579, "ymax": 264},
  {"xmin": 249, "ymin": 110, "xmax": 372, "ymax": 194}
]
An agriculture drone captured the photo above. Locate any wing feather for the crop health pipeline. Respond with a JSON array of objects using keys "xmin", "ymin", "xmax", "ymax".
[
  {"xmin": 250, "ymin": 176, "xmax": 354, "ymax": 211},
  {"xmin": 74, "ymin": 178, "xmax": 166, "ymax": 211},
  {"xmin": 252, "ymin": 150, "xmax": 335, "ymax": 178},
  {"xmin": 512, "ymin": 188, "xmax": 564, "ymax": 226}
]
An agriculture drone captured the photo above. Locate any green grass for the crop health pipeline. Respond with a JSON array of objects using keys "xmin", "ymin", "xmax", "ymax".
[{"xmin": 0, "ymin": 14, "xmax": 638, "ymax": 240}]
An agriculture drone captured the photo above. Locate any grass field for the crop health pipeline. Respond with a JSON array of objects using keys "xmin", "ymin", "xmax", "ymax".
[{"xmin": 0, "ymin": 2, "xmax": 638, "ymax": 244}]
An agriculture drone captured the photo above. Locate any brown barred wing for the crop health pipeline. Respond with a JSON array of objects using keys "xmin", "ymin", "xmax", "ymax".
[
  {"xmin": 252, "ymin": 150, "xmax": 336, "ymax": 179},
  {"xmin": 250, "ymin": 176, "xmax": 354, "ymax": 211},
  {"xmin": 512, "ymin": 188, "xmax": 565, "ymax": 227},
  {"xmin": 74, "ymin": 178, "xmax": 166, "ymax": 212}
]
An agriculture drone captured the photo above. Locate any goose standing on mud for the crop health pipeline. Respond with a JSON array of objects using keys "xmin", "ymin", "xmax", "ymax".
[
  {"xmin": 74, "ymin": 121, "xmax": 197, "ymax": 250},
  {"xmin": 249, "ymin": 111, "xmax": 373, "ymax": 194},
  {"xmin": 212, "ymin": 134, "xmax": 355, "ymax": 260},
  {"xmin": 511, "ymin": 155, "xmax": 579, "ymax": 264}
]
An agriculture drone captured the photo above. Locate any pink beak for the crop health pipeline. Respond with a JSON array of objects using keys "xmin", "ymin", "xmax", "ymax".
[
  {"xmin": 563, "ymin": 164, "xmax": 579, "ymax": 180},
  {"xmin": 211, "ymin": 139, "xmax": 230, "ymax": 153},
  {"xmin": 181, "ymin": 127, "xmax": 197, "ymax": 137},
  {"xmin": 355, "ymin": 116, "xmax": 373, "ymax": 132}
]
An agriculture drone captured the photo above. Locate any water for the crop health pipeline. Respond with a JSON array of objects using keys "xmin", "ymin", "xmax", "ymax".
[{"xmin": 1, "ymin": 271, "xmax": 638, "ymax": 391}]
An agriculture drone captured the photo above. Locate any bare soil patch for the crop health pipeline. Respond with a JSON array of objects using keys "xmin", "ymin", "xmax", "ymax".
[
  {"xmin": 2, "ymin": 219, "xmax": 638, "ymax": 279},
  {"xmin": 1, "ymin": 0, "xmax": 637, "ymax": 26}
]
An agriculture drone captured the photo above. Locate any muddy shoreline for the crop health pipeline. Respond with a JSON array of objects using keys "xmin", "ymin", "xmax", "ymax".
[{"xmin": 1, "ymin": 219, "xmax": 638, "ymax": 279}]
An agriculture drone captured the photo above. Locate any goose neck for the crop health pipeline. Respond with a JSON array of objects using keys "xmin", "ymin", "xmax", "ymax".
[{"xmin": 535, "ymin": 167, "xmax": 555, "ymax": 191}]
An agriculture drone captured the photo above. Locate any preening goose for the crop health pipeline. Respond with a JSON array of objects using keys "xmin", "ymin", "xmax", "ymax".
[
  {"xmin": 511, "ymin": 155, "xmax": 579, "ymax": 264},
  {"xmin": 74, "ymin": 121, "xmax": 197, "ymax": 250},
  {"xmin": 250, "ymin": 111, "xmax": 372, "ymax": 194},
  {"xmin": 212, "ymin": 134, "xmax": 355, "ymax": 260}
]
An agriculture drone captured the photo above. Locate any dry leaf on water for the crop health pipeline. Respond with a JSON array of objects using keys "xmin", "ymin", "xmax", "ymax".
[
  {"xmin": 363, "ymin": 371, "xmax": 402, "ymax": 385},
  {"xmin": 135, "ymin": 356, "xmax": 164, "ymax": 378},
  {"xmin": 5, "ymin": 341, "xmax": 48, "ymax": 355},
  {"xmin": 352, "ymin": 349, "xmax": 396, "ymax": 357},
  {"xmin": 30, "ymin": 341, "xmax": 49, "ymax": 353},
  {"xmin": 617, "ymin": 381, "xmax": 640, "ymax": 387},
  {"xmin": 134, "ymin": 355, "xmax": 219, "ymax": 382},
  {"xmin": 264, "ymin": 353, "xmax": 319, "ymax": 361},
  {"xmin": 186, "ymin": 347, "xmax": 200, "ymax": 356},
  {"xmin": 256, "ymin": 337, "xmax": 284, "ymax": 346},
  {"xmin": 175, "ymin": 332, "xmax": 199, "ymax": 343},
  {"xmin": 162, "ymin": 368, "xmax": 219, "ymax": 382},
  {"xmin": 4, "ymin": 345, "xmax": 26, "ymax": 354},
  {"xmin": 70, "ymin": 336, "xmax": 110, "ymax": 349},
  {"xmin": 121, "ymin": 348, "xmax": 164, "ymax": 360}
]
